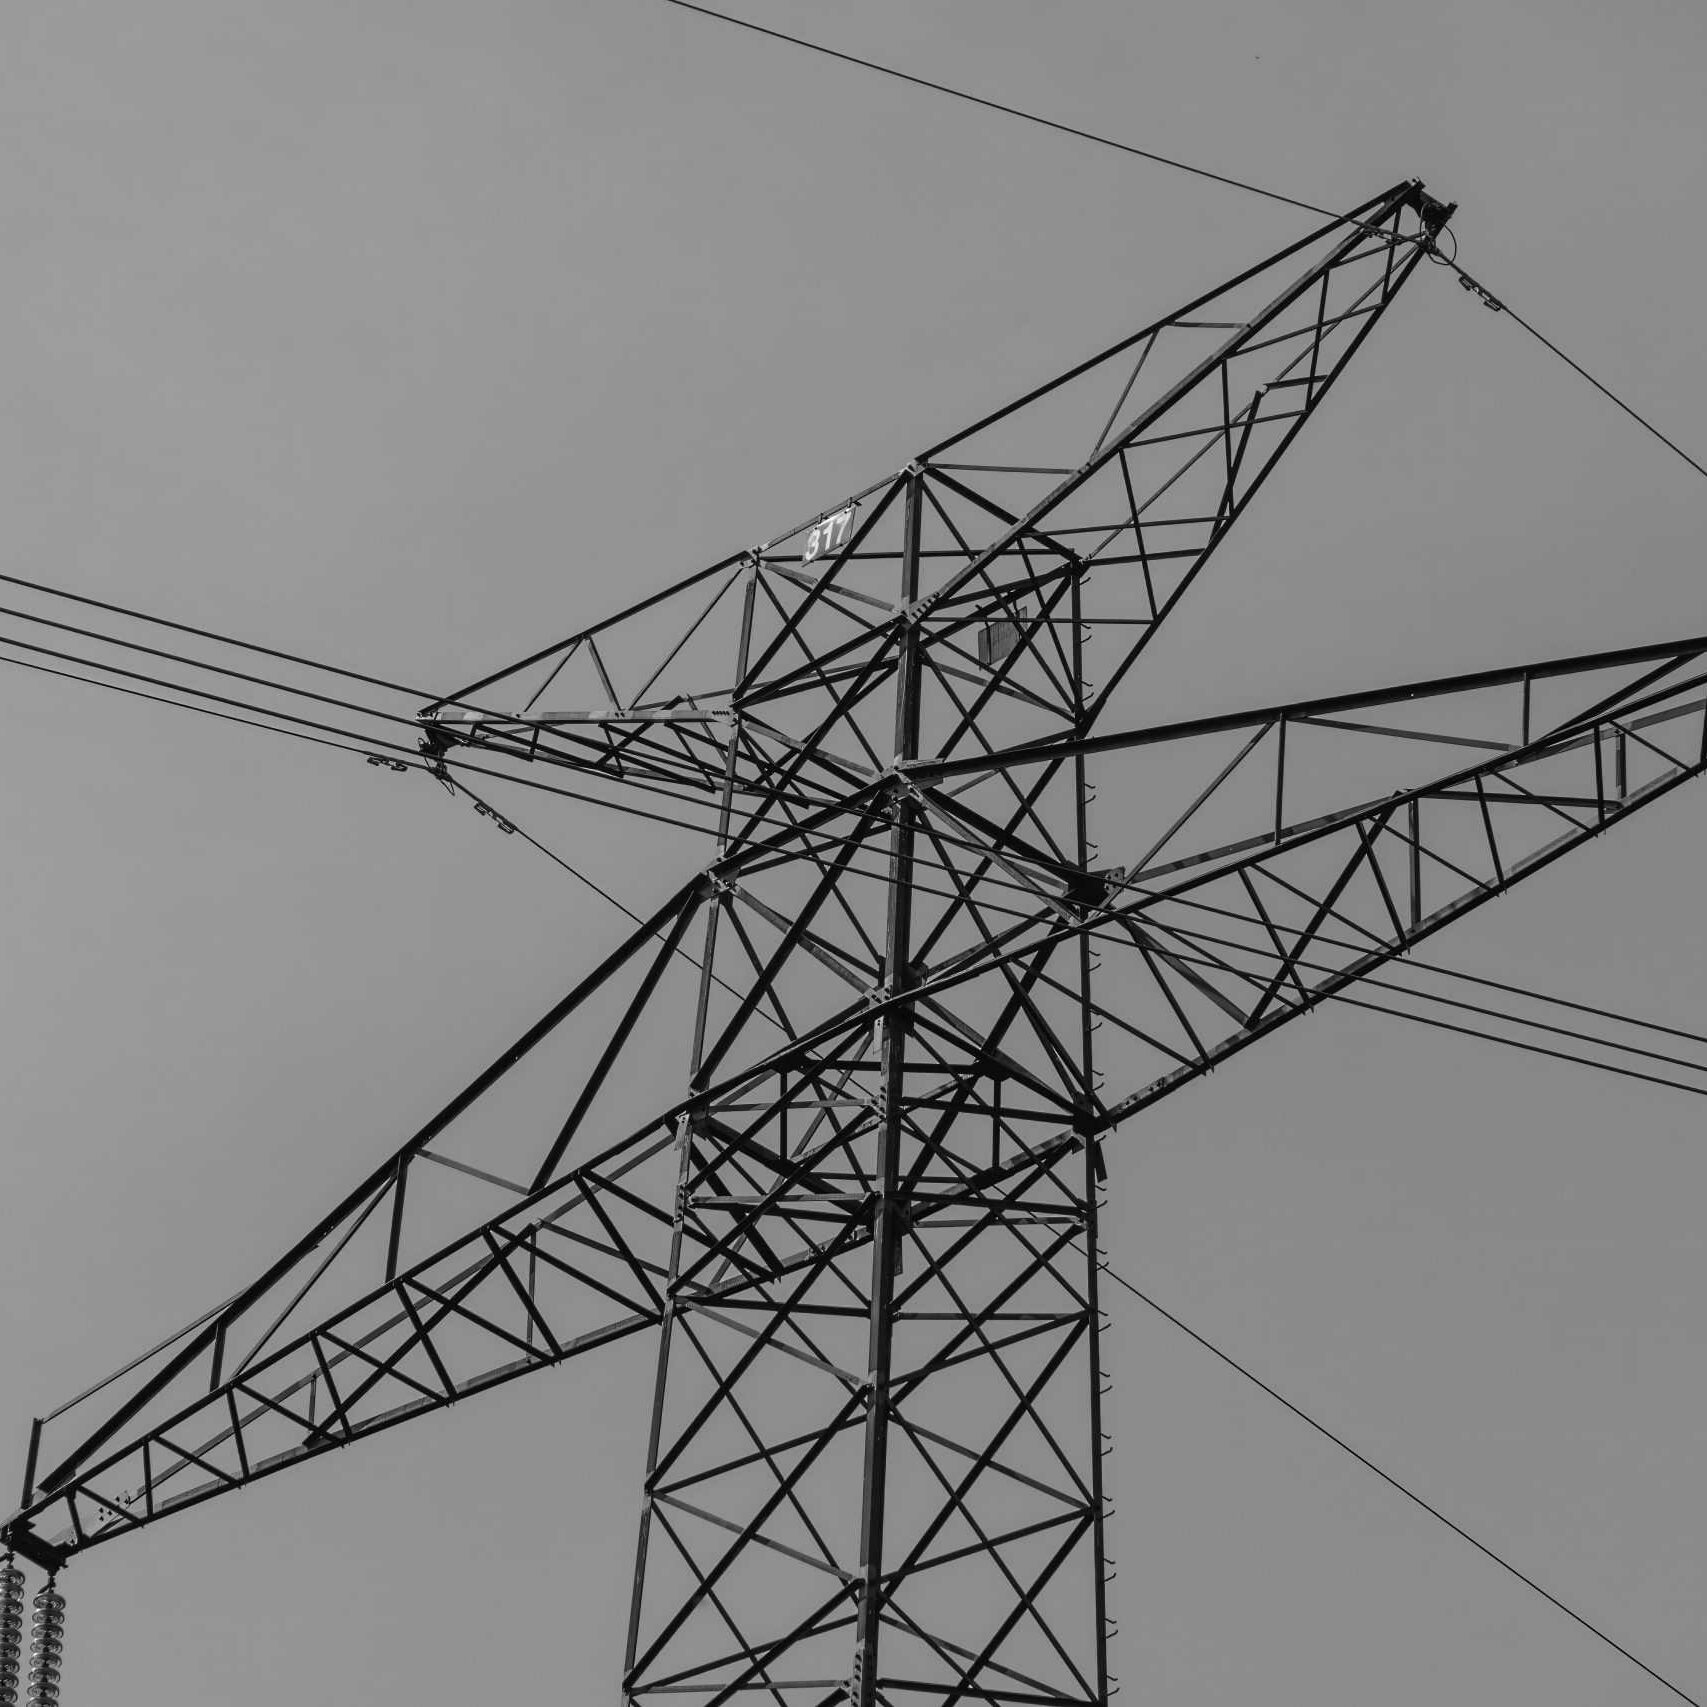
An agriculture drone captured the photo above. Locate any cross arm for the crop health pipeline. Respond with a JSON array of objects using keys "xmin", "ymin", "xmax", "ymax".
[
  {"xmin": 1, "ymin": 881, "xmax": 708, "ymax": 1568},
  {"xmin": 873, "ymin": 631, "xmax": 1707, "ymax": 1136},
  {"xmin": 2, "ymin": 1133, "xmax": 675, "ymax": 1569},
  {"xmin": 410, "ymin": 183, "xmax": 1456, "ymax": 843},
  {"xmin": 904, "ymin": 631, "xmax": 1707, "ymax": 786}
]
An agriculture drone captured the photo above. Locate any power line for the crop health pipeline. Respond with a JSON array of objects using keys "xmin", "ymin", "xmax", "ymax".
[
  {"xmin": 0, "ymin": 602, "xmax": 739, "ymax": 831},
  {"xmin": 0, "ymin": 597, "xmax": 737, "ymax": 834},
  {"xmin": 1098, "ymin": 1259, "xmax": 1702, "ymax": 1706},
  {"xmin": 0, "ymin": 568, "xmax": 433, "ymax": 700},
  {"xmin": 1089, "ymin": 945, "xmax": 1707, "ymax": 1102},
  {"xmin": 0, "ymin": 628, "xmax": 416, "ymax": 752},
  {"xmin": 448, "ymin": 775, "xmax": 790, "ymax": 1033},
  {"xmin": 658, "ymin": 0, "xmax": 1339, "ymax": 221},
  {"xmin": 1404, "ymin": 956, "xmax": 1707, "ymax": 1050},
  {"xmin": 0, "ymin": 598, "xmax": 421, "ymax": 733},
  {"xmin": 0, "ymin": 643, "xmax": 726, "ymax": 838},
  {"xmin": 1162, "ymin": 890, "xmax": 1707, "ymax": 1052},
  {"xmin": 1440, "ymin": 258, "xmax": 1707, "ymax": 487},
  {"xmin": 447, "ymin": 775, "xmax": 646, "ymax": 923},
  {"xmin": 0, "ymin": 647, "xmax": 404, "ymax": 767},
  {"xmin": 1147, "ymin": 919, "xmax": 1707, "ymax": 1097},
  {"xmin": 1342, "ymin": 989, "xmax": 1707, "ymax": 1098}
]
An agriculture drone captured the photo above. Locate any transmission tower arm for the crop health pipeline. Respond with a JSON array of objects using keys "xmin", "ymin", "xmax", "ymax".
[
  {"xmin": 415, "ymin": 180, "xmax": 1451, "ymax": 843},
  {"xmin": 13, "ymin": 621, "xmax": 1704, "ymax": 1575},
  {"xmin": 899, "ymin": 630, "xmax": 1707, "ymax": 1132},
  {"xmin": 1, "ymin": 880, "xmax": 711, "ymax": 1571}
]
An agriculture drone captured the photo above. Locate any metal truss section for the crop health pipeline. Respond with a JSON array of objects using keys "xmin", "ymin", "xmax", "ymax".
[
  {"xmin": 3, "ymin": 884, "xmax": 712, "ymax": 1569},
  {"xmin": 622, "ymin": 465, "xmax": 1106, "ymax": 1705},
  {"xmin": 27, "ymin": 180, "xmax": 1707, "ymax": 1707},
  {"xmin": 15, "ymin": 1145, "xmax": 670, "ymax": 1564},
  {"xmin": 905, "ymin": 634, "xmax": 1707, "ymax": 1129},
  {"xmin": 416, "ymin": 181, "xmax": 1450, "ymax": 847}
]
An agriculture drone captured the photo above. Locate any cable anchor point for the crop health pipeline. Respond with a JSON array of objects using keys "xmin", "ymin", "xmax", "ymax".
[
  {"xmin": 1411, "ymin": 188, "xmax": 1457, "ymax": 247},
  {"xmin": 415, "ymin": 721, "xmax": 459, "ymax": 793}
]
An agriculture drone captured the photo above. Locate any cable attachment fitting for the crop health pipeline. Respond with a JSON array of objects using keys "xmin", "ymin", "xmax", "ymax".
[
  {"xmin": 24, "ymin": 1579, "xmax": 63, "ymax": 1707},
  {"xmin": 1410, "ymin": 189, "xmax": 1457, "ymax": 245},
  {"xmin": 1456, "ymin": 271, "xmax": 1504, "ymax": 313},
  {"xmin": 0, "ymin": 1554, "xmax": 25, "ymax": 1707},
  {"xmin": 416, "ymin": 722, "xmax": 458, "ymax": 793},
  {"xmin": 471, "ymin": 799, "xmax": 517, "ymax": 835}
]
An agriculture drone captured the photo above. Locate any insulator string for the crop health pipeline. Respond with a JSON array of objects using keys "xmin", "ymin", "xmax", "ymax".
[
  {"xmin": 0, "ymin": 1555, "xmax": 24, "ymax": 1707},
  {"xmin": 23, "ymin": 1580, "xmax": 62, "ymax": 1707}
]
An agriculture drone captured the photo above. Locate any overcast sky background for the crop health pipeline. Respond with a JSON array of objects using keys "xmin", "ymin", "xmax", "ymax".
[{"xmin": 2, "ymin": 2, "xmax": 1707, "ymax": 1702}]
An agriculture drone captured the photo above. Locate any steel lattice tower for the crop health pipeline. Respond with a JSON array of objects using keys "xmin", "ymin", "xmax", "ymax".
[{"xmin": 11, "ymin": 181, "xmax": 1707, "ymax": 1704}]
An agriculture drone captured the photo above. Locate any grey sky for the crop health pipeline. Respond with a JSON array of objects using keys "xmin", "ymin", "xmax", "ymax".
[{"xmin": 3, "ymin": 2, "xmax": 1706, "ymax": 1701}]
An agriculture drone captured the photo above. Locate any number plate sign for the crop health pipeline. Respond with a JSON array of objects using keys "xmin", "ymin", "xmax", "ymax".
[{"xmin": 801, "ymin": 503, "xmax": 856, "ymax": 566}]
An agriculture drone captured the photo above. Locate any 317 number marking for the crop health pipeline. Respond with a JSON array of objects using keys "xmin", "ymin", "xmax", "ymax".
[{"xmin": 802, "ymin": 504, "xmax": 856, "ymax": 566}]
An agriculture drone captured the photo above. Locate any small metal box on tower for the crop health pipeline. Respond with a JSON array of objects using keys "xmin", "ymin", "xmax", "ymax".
[{"xmin": 977, "ymin": 612, "xmax": 1025, "ymax": 668}]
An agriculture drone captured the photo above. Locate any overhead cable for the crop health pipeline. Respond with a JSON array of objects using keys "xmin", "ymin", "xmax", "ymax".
[
  {"xmin": 1338, "ymin": 989, "xmax": 1707, "ymax": 1099},
  {"xmin": 0, "ymin": 598, "xmax": 422, "ymax": 732},
  {"xmin": 1140, "ymin": 919, "xmax": 1707, "ymax": 1101},
  {"xmin": 1443, "ymin": 260, "xmax": 1707, "ymax": 486},
  {"xmin": 658, "ymin": 0, "xmax": 1339, "ymax": 221},
  {"xmin": 0, "ymin": 647, "xmax": 404, "ymax": 767},
  {"xmin": 1162, "ymin": 891, "xmax": 1707, "ymax": 1052},
  {"xmin": 449, "ymin": 774, "xmax": 789, "ymax": 1030},
  {"xmin": 1145, "ymin": 919, "xmax": 1707, "ymax": 1096},
  {"xmin": 1099, "ymin": 1259, "xmax": 1702, "ymax": 1707},
  {"xmin": 0, "ymin": 569, "xmax": 432, "ymax": 700},
  {"xmin": 0, "ymin": 644, "xmax": 725, "ymax": 838}
]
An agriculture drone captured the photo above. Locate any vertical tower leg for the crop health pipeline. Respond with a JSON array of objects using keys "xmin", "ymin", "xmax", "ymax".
[
  {"xmin": 621, "ymin": 480, "xmax": 1109, "ymax": 1704},
  {"xmin": 849, "ymin": 473, "xmax": 924, "ymax": 1706}
]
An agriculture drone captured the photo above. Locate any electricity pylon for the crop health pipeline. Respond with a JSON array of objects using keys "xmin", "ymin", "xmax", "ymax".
[{"xmin": 9, "ymin": 180, "xmax": 1707, "ymax": 1705}]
